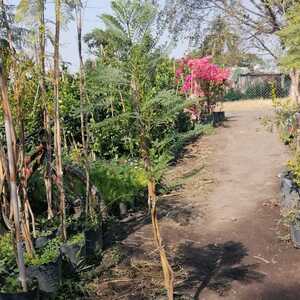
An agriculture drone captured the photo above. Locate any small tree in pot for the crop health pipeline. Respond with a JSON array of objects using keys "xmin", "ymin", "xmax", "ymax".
[{"xmin": 176, "ymin": 56, "xmax": 230, "ymax": 120}]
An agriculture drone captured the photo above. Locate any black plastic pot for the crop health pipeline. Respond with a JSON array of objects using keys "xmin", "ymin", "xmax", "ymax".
[
  {"xmin": 27, "ymin": 256, "xmax": 61, "ymax": 294},
  {"xmin": 34, "ymin": 236, "xmax": 51, "ymax": 250},
  {"xmin": 60, "ymin": 242, "xmax": 86, "ymax": 271},
  {"xmin": 291, "ymin": 224, "xmax": 300, "ymax": 248},
  {"xmin": 0, "ymin": 290, "xmax": 39, "ymax": 300},
  {"xmin": 84, "ymin": 226, "xmax": 103, "ymax": 256},
  {"xmin": 34, "ymin": 229, "xmax": 58, "ymax": 249},
  {"xmin": 213, "ymin": 111, "xmax": 225, "ymax": 124},
  {"xmin": 280, "ymin": 173, "xmax": 299, "ymax": 209}
]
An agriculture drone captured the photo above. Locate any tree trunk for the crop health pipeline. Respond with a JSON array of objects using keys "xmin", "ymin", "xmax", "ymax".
[
  {"xmin": 76, "ymin": 4, "xmax": 91, "ymax": 217},
  {"xmin": 0, "ymin": 62, "xmax": 28, "ymax": 292},
  {"xmin": 54, "ymin": 0, "xmax": 66, "ymax": 241},
  {"xmin": 38, "ymin": 0, "xmax": 54, "ymax": 220},
  {"xmin": 0, "ymin": 0, "xmax": 28, "ymax": 291},
  {"xmin": 18, "ymin": 89, "xmax": 35, "ymax": 254},
  {"xmin": 131, "ymin": 60, "xmax": 174, "ymax": 300},
  {"xmin": 143, "ymin": 153, "xmax": 174, "ymax": 300},
  {"xmin": 290, "ymin": 68, "xmax": 300, "ymax": 104}
]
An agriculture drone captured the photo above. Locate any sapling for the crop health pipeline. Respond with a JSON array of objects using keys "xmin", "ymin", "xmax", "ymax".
[
  {"xmin": 129, "ymin": 45, "xmax": 176, "ymax": 299},
  {"xmin": 54, "ymin": 0, "xmax": 67, "ymax": 241}
]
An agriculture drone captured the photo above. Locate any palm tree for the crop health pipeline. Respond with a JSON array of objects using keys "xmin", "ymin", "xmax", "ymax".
[{"xmin": 102, "ymin": 0, "xmax": 156, "ymax": 43}]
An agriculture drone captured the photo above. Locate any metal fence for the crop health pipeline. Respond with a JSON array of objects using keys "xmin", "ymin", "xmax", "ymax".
[{"xmin": 225, "ymin": 72, "xmax": 291, "ymax": 101}]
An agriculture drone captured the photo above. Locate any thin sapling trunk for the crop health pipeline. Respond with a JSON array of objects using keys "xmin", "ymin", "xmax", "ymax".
[
  {"xmin": 54, "ymin": 0, "xmax": 66, "ymax": 241},
  {"xmin": 38, "ymin": 0, "xmax": 54, "ymax": 220}
]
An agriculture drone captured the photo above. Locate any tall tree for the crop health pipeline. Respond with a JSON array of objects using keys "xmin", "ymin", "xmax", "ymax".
[
  {"xmin": 16, "ymin": 0, "xmax": 54, "ymax": 220},
  {"xmin": 39, "ymin": 0, "xmax": 54, "ymax": 220},
  {"xmin": 196, "ymin": 15, "xmax": 261, "ymax": 67},
  {"xmin": 54, "ymin": 0, "xmax": 66, "ymax": 240},
  {"xmin": 75, "ymin": 0, "xmax": 90, "ymax": 215},
  {"xmin": 165, "ymin": 0, "xmax": 292, "ymax": 57},
  {"xmin": 86, "ymin": 1, "xmax": 175, "ymax": 297},
  {"xmin": 165, "ymin": 0, "xmax": 299, "ymax": 100},
  {"xmin": 278, "ymin": 2, "xmax": 300, "ymax": 103}
]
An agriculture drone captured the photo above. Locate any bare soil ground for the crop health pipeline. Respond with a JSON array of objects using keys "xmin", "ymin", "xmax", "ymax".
[{"xmin": 91, "ymin": 100, "xmax": 300, "ymax": 300}]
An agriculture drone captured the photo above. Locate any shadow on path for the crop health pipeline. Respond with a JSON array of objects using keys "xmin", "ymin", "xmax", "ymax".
[
  {"xmin": 242, "ymin": 284, "xmax": 300, "ymax": 300},
  {"xmin": 175, "ymin": 241, "xmax": 265, "ymax": 299}
]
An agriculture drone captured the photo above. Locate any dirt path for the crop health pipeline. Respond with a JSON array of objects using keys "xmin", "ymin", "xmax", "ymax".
[
  {"xmin": 99, "ymin": 100, "xmax": 300, "ymax": 300},
  {"xmin": 160, "ymin": 100, "xmax": 300, "ymax": 300}
]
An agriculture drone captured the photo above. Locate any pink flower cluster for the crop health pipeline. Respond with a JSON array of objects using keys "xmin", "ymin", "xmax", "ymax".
[{"xmin": 176, "ymin": 56, "xmax": 230, "ymax": 96}]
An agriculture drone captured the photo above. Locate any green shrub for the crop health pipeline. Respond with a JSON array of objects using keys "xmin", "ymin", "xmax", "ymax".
[
  {"xmin": 90, "ymin": 160, "xmax": 148, "ymax": 207},
  {"xmin": 273, "ymin": 98, "xmax": 298, "ymax": 144},
  {"xmin": 224, "ymin": 89, "xmax": 243, "ymax": 101},
  {"xmin": 288, "ymin": 155, "xmax": 300, "ymax": 187},
  {"xmin": 68, "ymin": 233, "xmax": 84, "ymax": 245},
  {"xmin": 26, "ymin": 237, "xmax": 62, "ymax": 266},
  {"xmin": 0, "ymin": 233, "xmax": 20, "ymax": 292},
  {"xmin": 0, "ymin": 233, "xmax": 15, "ymax": 263}
]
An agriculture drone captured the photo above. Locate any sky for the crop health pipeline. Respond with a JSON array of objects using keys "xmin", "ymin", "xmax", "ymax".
[{"xmin": 7, "ymin": 0, "xmax": 188, "ymax": 72}]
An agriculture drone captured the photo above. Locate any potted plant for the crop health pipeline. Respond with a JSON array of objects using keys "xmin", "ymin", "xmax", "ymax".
[
  {"xmin": 281, "ymin": 154, "xmax": 300, "ymax": 247},
  {"xmin": 290, "ymin": 210, "xmax": 300, "ymax": 248},
  {"xmin": 280, "ymin": 171, "xmax": 299, "ymax": 209},
  {"xmin": 0, "ymin": 289, "xmax": 40, "ymax": 300},
  {"xmin": 0, "ymin": 234, "xmax": 32, "ymax": 298},
  {"xmin": 60, "ymin": 233, "xmax": 86, "ymax": 271},
  {"xmin": 281, "ymin": 206, "xmax": 300, "ymax": 248},
  {"xmin": 291, "ymin": 221, "xmax": 300, "ymax": 248},
  {"xmin": 34, "ymin": 230, "xmax": 57, "ymax": 249},
  {"xmin": 84, "ymin": 219, "xmax": 103, "ymax": 257},
  {"xmin": 26, "ymin": 237, "xmax": 62, "ymax": 294},
  {"xmin": 176, "ymin": 56, "xmax": 229, "ymax": 127}
]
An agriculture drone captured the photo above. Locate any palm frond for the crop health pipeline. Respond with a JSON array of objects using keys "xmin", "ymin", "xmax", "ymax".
[{"xmin": 101, "ymin": 14, "xmax": 128, "ymax": 42}]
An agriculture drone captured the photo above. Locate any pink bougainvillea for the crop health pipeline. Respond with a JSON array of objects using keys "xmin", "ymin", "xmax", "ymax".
[{"xmin": 176, "ymin": 56, "xmax": 230, "ymax": 98}]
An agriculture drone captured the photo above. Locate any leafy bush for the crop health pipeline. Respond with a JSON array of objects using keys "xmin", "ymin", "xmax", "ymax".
[
  {"xmin": 26, "ymin": 237, "xmax": 62, "ymax": 266},
  {"xmin": 0, "ymin": 233, "xmax": 19, "ymax": 292},
  {"xmin": 273, "ymin": 98, "xmax": 298, "ymax": 144},
  {"xmin": 0, "ymin": 233, "xmax": 15, "ymax": 263},
  {"xmin": 90, "ymin": 160, "xmax": 148, "ymax": 207},
  {"xmin": 288, "ymin": 155, "xmax": 300, "ymax": 187},
  {"xmin": 68, "ymin": 233, "xmax": 84, "ymax": 245},
  {"xmin": 224, "ymin": 88, "xmax": 243, "ymax": 101}
]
